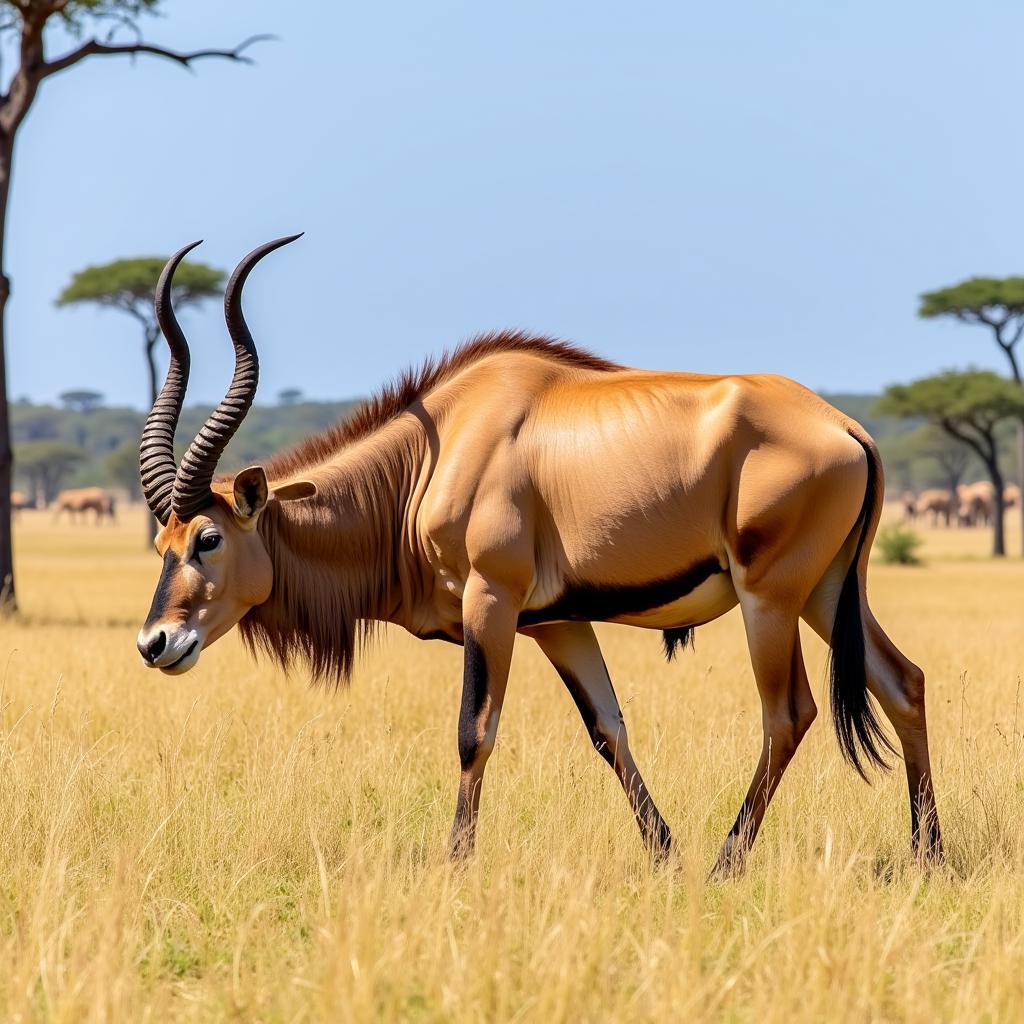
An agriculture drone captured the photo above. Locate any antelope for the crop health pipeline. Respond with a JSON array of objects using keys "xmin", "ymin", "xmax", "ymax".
[
  {"xmin": 957, "ymin": 481, "xmax": 995, "ymax": 528},
  {"xmin": 915, "ymin": 488, "xmax": 955, "ymax": 527},
  {"xmin": 137, "ymin": 236, "xmax": 943, "ymax": 874},
  {"xmin": 53, "ymin": 486, "xmax": 116, "ymax": 524},
  {"xmin": 900, "ymin": 490, "xmax": 917, "ymax": 524}
]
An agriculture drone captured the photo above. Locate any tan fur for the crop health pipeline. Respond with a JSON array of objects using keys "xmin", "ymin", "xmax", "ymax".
[
  {"xmin": 257, "ymin": 330, "xmax": 617, "ymax": 483},
  {"xmin": 143, "ymin": 332, "xmax": 941, "ymax": 870}
]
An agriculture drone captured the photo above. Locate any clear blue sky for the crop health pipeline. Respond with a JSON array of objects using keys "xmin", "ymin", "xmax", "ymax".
[{"xmin": 7, "ymin": 0, "xmax": 1024, "ymax": 408}]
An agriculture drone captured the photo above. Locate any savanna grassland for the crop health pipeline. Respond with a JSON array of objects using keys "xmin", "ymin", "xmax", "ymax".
[{"xmin": 1, "ymin": 505, "xmax": 1023, "ymax": 1023}]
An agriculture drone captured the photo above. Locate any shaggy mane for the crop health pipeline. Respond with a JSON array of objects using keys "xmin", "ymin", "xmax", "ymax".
[
  {"xmin": 238, "ymin": 488, "xmax": 389, "ymax": 686},
  {"xmin": 260, "ymin": 330, "xmax": 619, "ymax": 480},
  {"xmin": 236, "ymin": 331, "xmax": 617, "ymax": 685}
]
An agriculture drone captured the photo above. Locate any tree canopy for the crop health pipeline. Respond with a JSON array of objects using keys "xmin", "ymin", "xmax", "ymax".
[
  {"xmin": 919, "ymin": 278, "xmax": 1024, "ymax": 381},
  {"xmin": 57, "ymin": 257, "xmax": 225, "ymax": 319},
  {"xmin": 278, "ymin": 387, "xmax": 304, "ymax": 406},
  {"xmin": 38, "ymin": 0, "xmax": 161, "ymax": 32},
  {"xmin": 58, "ymin": 389, "xmax": 104, "ymax": 413},
  {"xmin": 877, "ymin": 370, "xmax": 1024, "ymax": 427},
  {"xmin": 919, "ymin": 277, "xmax": 1024, "ymax": 319}
]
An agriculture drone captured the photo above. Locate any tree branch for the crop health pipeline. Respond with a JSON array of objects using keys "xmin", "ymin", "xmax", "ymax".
[
  {"xmin": 91, "ymin": 12, "xmax": 144, "ymax": 46},
  {"xmin": 39, "ymin": 33, "xmax": 273, "ymax": 80},
  {"xmin": 994, "ymin": 328, "xmax": 1024, "ymax": 384},
  {"xmin": 1006, "ymin": 315, "xmax": 1024, "ymax": 350},
  {"xmin": 113, "ymin": 299, "xmax": 153, "ymax": 331},
  {"xmin": 941, "ymin": 417, "xmax": 994, "ymax": 465}
]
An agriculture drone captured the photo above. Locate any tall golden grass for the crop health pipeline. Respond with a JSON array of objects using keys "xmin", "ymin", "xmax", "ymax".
[{"xmin": 1, "ymin": 505, "xmax": 1022, "ymax": 1022}]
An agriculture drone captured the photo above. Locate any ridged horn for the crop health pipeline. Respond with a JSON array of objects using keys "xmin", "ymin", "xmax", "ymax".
[
  {"xmin": 139, "ymin": 240, "xmax": 203, "ymax": 525},
  {"xmin": 171, "ymin": 233, "xmax": 303, "ymax": 519}
]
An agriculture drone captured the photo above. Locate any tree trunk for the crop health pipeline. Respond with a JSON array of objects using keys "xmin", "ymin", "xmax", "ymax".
[
  {"xmin": 0, "ymin": 277, "xmax": 12, "ymax": 609},
  {"xmin": 0, "ymin": 139, "xmax": 14, "ymax": 611},
  {"xmin": 1017, "ymin": 419, "xmax": 1024, "ymax": 557},
  {"xmin": 988, "ymin": 462, "xmax": 1006, "ymax": 557},
  {"xmin": 0, "ymin": 12, "xmax": 260, "ymax": 598}
]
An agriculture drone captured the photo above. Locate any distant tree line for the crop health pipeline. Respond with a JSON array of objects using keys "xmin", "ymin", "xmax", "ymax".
[
  {"xmin": 10, "ymin": 396, "xmax": 359, "ymax": 507},
  {"xmin": 11, "ymin": 387, "xmax": 1014, "ymax": 509}
]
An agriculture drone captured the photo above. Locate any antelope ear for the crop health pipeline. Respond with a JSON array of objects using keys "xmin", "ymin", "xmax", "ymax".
[
  {"xmin": 233, "ymin": 466, "xmax": 270, "ymax": 520},
  {"xmin": 274, "ymin": 480, "xmax": 317, "ymax": 503}
]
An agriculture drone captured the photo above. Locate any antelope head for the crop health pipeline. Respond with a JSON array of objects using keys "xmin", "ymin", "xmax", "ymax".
[{"xmin": 136, "ymin": 236, "xmax": 316, "ymax": 674}]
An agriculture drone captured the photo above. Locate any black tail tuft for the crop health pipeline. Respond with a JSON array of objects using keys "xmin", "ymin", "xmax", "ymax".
[
  {"xmin": 663, "ymin": 626, "xmax": 695, "ymax": 661},
  {"xmin": 828, "ymin": 436, "xmax": 896, "ymax": 780}
]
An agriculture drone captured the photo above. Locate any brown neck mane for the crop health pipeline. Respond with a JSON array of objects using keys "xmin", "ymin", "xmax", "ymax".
[
  {"xmin": 238, "ymin": 461, "xmax": 403, "ymax": 685},
  {"xmin": 257, "ymin": 330, "xmax": 618, "ymax": 483},
  {"xmin": 237, "ymin": 331, "xmax": 617, "ymax": 683}
]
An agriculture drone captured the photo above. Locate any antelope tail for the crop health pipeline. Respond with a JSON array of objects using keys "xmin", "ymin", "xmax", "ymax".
[{"xmin": 828, "ymin": 433, "xmax": 895, "ymax": 780}]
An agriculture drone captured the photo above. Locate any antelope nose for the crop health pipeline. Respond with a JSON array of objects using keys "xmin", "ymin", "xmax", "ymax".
[{"xmin": 138, "ymin": 630, "xmax": 167, "ymax": 664}]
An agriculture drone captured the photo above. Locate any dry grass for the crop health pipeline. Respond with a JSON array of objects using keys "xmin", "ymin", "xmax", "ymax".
[{"xmin": 1, "ymin": 505, "xmax": 1023, "ymax": 1022}]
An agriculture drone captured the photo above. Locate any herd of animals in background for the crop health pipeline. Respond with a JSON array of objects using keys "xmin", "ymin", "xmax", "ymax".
[
  {"xmin": 903, "ymin": 482, "xmax": 1021, "ymax": 527},
  {"xmin": 51, "ymin": 486, "xmax": 117, "ymax": 524},
  {"xmin": 10, "ymin": 480, "xmax": 1019, "ymax": 534},
  {"xmin": 9, "ymin": 480, "xmax": 1018, "ymax": 534},
  {"xmin": 10, "ymin": 486, "xmax": 116, "ymax": 523}
]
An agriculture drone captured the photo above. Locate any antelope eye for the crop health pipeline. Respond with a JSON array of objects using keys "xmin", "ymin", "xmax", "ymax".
[{"xmin": 196, "ymin": 532, "xmax": 222, "ymax": 553}]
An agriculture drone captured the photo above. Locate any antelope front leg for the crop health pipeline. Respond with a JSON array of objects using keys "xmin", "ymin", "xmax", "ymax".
[{"xmin": 448, "ymin": 574, "xmax": 519, "ymax": 859}]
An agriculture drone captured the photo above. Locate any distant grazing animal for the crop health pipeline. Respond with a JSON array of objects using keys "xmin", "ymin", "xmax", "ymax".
[
  {"xmin": 1004, "ymin": 484, "xmax": 1021, "ymax": 510},
  {"xmin": 11, "ymin": 490, "xmax": 30, "ymax": 514},
  {"xmin": 53, "ymin": 487, "xmax": 116, "ymax": 524},
  {"xmin": 900, "ymin": 491, "xmax": 917, "ymax": 523},
  {"xmin": 136, "ymin": 237, "xmax": 942, "ymax": 873},
  {"xmin": 915, "ymin": 488, "xmax": 955, "ymax": 527},
  {"xmin": 957, "ymin": 481, "xmax": 994, "ymax": 527}
]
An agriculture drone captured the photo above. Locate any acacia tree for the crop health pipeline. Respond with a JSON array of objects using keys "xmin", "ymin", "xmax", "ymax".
[
  {"xmin": 58, "ymin": 388, "xmax": 103, "ymax": 412},
  {"xmin": 58, "ymin": 257, "xmax": 224, "ymax": 406},
  {"xmin": 920, "ymin": 278, "xmax": 1024, "ymax": 544},
  {"xmin": 0, "ymin": 0, "xmax": 266, "ymax": 611},
  {"xmin": 877, "ymin": 371, "xmax": 1024, "ymax": 557}
]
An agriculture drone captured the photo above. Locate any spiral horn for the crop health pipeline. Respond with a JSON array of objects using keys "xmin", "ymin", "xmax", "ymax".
[{"xmin": 170, "ymin": 233, "xmax": 302, "ymax": 519}]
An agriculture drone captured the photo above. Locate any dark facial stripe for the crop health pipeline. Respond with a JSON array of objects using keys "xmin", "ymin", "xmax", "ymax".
[
  {"xmin": 518, "ymin": 556, "xmax": 726, "ymax": 628},
  {"xmin": 144, "ymin": 549, "xmax": 180, "ymax": 630}
]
